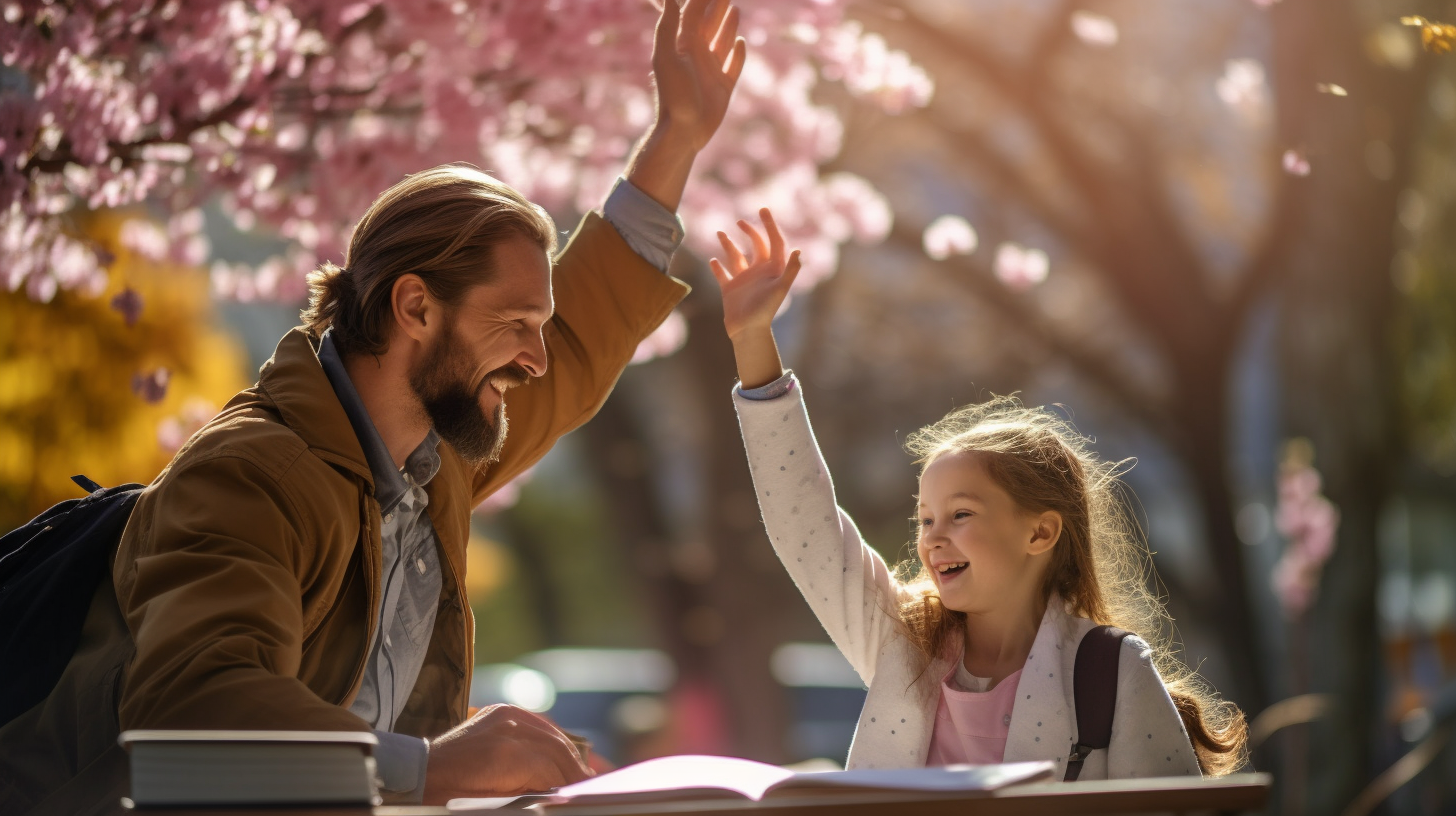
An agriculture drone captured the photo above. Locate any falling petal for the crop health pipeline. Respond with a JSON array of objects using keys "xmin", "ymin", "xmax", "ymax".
[
  {"xmin": 1282, "ymin": 149, "xmax": 1311, "ymax": 177},
  {"xmin": 1315, "ymin": 83, "xmax": 1348, "ymax": 96},
  {"xmin": 132, "ymin": 368, "xmax": 171, "ymax": 404},
  {"xmin": 922, "ymin": 215, "xmax": 978, "ymax": 261},
  {"xmin": 1070, "ymin": 12, "xmax": 1119, "ymax": 47},
  {"xmin": 110, "ymin": 286, "xmax": 144, "ymax": 326}
]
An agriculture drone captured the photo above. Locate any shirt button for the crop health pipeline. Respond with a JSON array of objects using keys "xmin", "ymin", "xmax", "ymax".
[
  {"xmin": 383, "ymin": 513, "xmax": 394, "ymax": 524},
  {"xmin": 1003, "ymin": 714, "xmax": 1012, "ymax": 726},
  {"xmin": 415, "ymin": 557, "xmax": 427, "ymax": 575}
]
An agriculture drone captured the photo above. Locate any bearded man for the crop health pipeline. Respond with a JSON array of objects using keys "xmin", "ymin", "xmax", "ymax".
[{"xmin": 0, "ymin": 0, "xmax": 746, "ymax": 811}]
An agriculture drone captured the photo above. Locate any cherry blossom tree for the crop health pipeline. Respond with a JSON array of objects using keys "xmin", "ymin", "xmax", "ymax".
[{"xmin": 1, "ymin": 0, "xmax": 930, "ymax": 305}]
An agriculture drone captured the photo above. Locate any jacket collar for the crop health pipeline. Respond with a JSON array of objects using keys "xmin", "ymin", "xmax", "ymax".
[
  {"xmin": 316, "ymin": 330, "xmax": 443, "ymax": 515},
  {"xmin": 1002, "ymin": 596, "xmax": 1094, "ymax": 766},
  {"xmin": 256, "ymin": 328, "xmax": 375, "ymax": 488}
]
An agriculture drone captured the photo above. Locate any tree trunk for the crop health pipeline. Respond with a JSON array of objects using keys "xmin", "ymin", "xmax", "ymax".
[
  {"xmin": 1268, "ymin": 1, "xmax": 1426, "ymax": 809},
  {"xmin": 579, "ymin": 287, "xmax": 810, "ymax": 761},
  {"xmin": 1175, "ymin": 373, "xmax": 1269, "ymax": 713}
]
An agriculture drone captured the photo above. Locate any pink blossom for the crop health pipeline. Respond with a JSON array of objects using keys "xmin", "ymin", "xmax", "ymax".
[
  {"xmin": 631, "ymin": 309, "xmax": 689, "ymax": 365},
  {"xmin": 157, "ymin": 398, "xmax": 218, "ymax": 452},
  {"xmin": 922, "ymin": 215, "xmax": 978, "ymax": 261},
  {"xmin": 473, "ymin": 467, "xmax": 535, "ymax": 516},
  {"xmin": 3, "ymin": 0, "xmax": 929, "ymax": 309},
  {"xmin": 1216, "ymin": 59, "xmax": 1269, "ymax": 124},
  {"xmin": 1070, "ymin": 12, "xmax": 1119, "ymax": 47},
  {"xmin": 1282, "ymin": 149, "xmax": 1311, "ymax": 177},
  {"xmin": 1271, "ymin": 457, "xmax": 1341, "ymax": 616},
  {"xmin": 993, "ymin": 242, "xmax": 1050, "ymax": 291}
]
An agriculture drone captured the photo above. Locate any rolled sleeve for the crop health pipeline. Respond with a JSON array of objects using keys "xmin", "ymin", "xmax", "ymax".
[
  {"xmin": 372, "ymin": 730, "xmax": 430, "ymax": 803},
  {"xmin": 736, "ymin": 370, "xmax": 796, "ymax": 401},
  {"xmin": 601, "ymin": 177, "xmax": 685, "ymax": 273}
]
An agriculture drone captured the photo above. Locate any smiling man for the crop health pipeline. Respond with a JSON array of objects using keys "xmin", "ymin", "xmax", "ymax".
[{"xmin": 0, "ymin": 0, "xmax": 747, "ymax": 811}]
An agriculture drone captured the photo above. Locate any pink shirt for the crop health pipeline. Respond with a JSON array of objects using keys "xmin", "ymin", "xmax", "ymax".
[{"xmin": 925, "ymin": 663, "xmax": 1023, "ymax": 766}]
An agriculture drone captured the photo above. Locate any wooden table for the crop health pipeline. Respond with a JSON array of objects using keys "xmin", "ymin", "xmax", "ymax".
[{"xmin": 127, "ymin": 773, "xmax": 1270, "ymax": 816}]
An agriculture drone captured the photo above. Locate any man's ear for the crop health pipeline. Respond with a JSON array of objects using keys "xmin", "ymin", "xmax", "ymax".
[
  {"xmin": 1027, "ymin": 510, "xmax": 1062, "ymax": 556},
  {"xmin": 391, "ymin": 274, "xmax": 437, "ymax": 345}
]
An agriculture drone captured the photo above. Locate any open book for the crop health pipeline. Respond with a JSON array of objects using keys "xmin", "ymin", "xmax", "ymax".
[{"xmin": 449, "ymin": 755, "xmax": 1054, "ymax": 811}]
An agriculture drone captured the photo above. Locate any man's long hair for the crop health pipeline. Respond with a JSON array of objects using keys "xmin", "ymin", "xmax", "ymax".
[{"xmin": 301, "ymin": 164, "xmax": 558, "ymax": 356}]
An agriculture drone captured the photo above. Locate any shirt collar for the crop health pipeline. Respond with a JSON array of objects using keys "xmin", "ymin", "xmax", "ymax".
[{"xmin": 317, "ymin": 329, "xmax": 441, "ymax": 515}]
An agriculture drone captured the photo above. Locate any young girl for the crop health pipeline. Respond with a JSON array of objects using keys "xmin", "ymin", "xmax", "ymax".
[{"xmin": 709, "ymin": 209, "xmax": 1247, "ymax": 779}]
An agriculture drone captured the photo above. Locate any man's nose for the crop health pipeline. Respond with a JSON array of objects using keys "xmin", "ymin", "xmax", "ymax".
[{"xmin": 517, "ymin": 329, "xmax": 548, "ymax": 378}]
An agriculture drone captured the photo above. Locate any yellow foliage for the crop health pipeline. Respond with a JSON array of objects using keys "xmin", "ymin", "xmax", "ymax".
[
  {"xmin": 1402, "ymin": 16, "xmax": 1456, "ymax": 54},
  {"xmin": 465, "ymin": 533, "xmax": 511, "ymax": 599},
  {"xmin": 0, "ymin": 210, "xmax": 248, "ymax": 532}
]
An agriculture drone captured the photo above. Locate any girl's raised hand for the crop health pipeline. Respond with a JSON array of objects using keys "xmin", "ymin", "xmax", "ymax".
[
  {"xmin": 711, "ymin": 208, "xmax": 802, "ymax": 342},
  {"xmin": 711, "ymin": 208, "xmax": 801, "ymax": 389}
]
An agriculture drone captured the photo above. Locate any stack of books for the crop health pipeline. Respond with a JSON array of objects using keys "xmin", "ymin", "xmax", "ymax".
[{"xmin": 119, "ymin": 730, "xmax": 380, "ymax": 809}]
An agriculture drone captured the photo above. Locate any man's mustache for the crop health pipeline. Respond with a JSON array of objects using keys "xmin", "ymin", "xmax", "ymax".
[{"xmin": 483, "ymin": 363, "xmax": 531, "ymax": 395}]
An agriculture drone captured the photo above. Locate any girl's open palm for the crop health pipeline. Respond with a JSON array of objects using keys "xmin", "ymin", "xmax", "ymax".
[{"xmin": 711, "ymin": 208, "xmax": 802, "ymax": 340}]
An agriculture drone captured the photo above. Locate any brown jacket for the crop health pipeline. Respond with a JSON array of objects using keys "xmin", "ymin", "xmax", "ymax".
[{"xmin": 0, "ymin": 212, "xmax": 688, "ymax": 814}]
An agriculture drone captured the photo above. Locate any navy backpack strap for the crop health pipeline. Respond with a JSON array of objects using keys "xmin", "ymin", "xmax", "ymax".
[
  {"xmin": 1064, "ymin": 624, "xmax": 1132, "ymax": 781},
  {"xmin": 0, "ymin": 476, "xmax": 145, "ymax": 728}
]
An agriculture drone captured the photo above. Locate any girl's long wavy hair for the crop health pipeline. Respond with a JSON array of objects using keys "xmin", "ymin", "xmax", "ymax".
[{"xmin": 897, "ymin": 395, "xmax": 1247, "ymax": 776}]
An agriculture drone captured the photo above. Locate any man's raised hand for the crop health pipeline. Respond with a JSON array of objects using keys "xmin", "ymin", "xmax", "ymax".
[
  {"xmin": 653, "ymin": 0, "xmax": 748, "ymax": 152},
  {"xmin": 711, "ymin": 208, "xmax": 801, "ymax": 390}
]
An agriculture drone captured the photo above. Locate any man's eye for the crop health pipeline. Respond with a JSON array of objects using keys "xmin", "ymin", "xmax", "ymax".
[
  {"xmin": 954, "ymin": 511, "xmax": 972, "ymax": 519},
  {"xmin": 920, "ymin": 518, "xmax": 933, "ymax": 527}
]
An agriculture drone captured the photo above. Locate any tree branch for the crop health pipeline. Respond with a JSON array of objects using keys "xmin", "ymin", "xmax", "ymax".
[
  {"xmin": 862, "ymin": 2, "xmax": 1226, "ymax": 362},
  {"xmin": 887, "ymin": 220, "xmax": 1183, "ymax": 450}
]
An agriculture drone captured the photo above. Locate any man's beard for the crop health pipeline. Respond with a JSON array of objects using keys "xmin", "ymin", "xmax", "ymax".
[{"xmin": 409, "ymin": 319, "xmax": 529, "ymax": 468}]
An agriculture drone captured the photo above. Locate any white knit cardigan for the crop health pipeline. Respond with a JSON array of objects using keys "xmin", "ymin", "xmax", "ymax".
[{"xmin": 733, "ymin": 380, "xmax": 1202, "ymax": 779}]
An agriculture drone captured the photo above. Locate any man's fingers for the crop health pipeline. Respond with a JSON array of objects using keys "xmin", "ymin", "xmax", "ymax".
[
  {"xmin": 681, "ymin": 0, "xmax": 709, "ymax": 40},
  {"xmin": 709, "ymin": 257, "xmax": 732, "ymax": 286},
  {"xmin": 537, "ymin": 727, "xmax": 592, "ymax": 785},
  {"xmin": 760, "ymin": 208, "xmax": 785, "ymax": 262},
  {"xmin": 724, "ymin": 38, "xmax": 747, "ymax": 86},
  {"xmin": 702, "ymin": 0, "xmax": 731, "ymax": 44},
  {"xmin": 653, "ymin": 0, "xmax": 680, "ymax": 58},
  {"xmin": 737, "ymin": 219, "xmax": 769, "ymax": 264},
  {"xmin": 717, "ymin": 230, "xmax": 748, "ymax": 270},
  {"xmin": 711, "ymin": 6, "xmax": 740, "ymax": 64}
]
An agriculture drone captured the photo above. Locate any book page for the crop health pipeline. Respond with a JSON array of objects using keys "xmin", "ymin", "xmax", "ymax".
[
  {"xmin": 767, "ymin": 761, "xmax": 1057, "ymax": 797},
  {"xmin": 552, "ymin": 755, "xmax": 796, "ymax": 803}
]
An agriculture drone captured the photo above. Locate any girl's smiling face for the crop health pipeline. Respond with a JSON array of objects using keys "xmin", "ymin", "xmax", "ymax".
[{"xmin": 915, "ymin": 450, "xmax": 1061, "ymax": 615}]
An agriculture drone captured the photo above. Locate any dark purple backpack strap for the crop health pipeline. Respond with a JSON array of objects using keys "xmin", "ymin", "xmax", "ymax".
[{"xmin": 1064, "ymin": 625, "xmax": 1132, "ymax": 781}]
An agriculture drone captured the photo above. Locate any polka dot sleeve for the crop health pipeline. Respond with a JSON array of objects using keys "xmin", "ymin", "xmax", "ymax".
[{"xmin": 732, "ymin": 377, "xmax": 908, "ymax": 687}]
